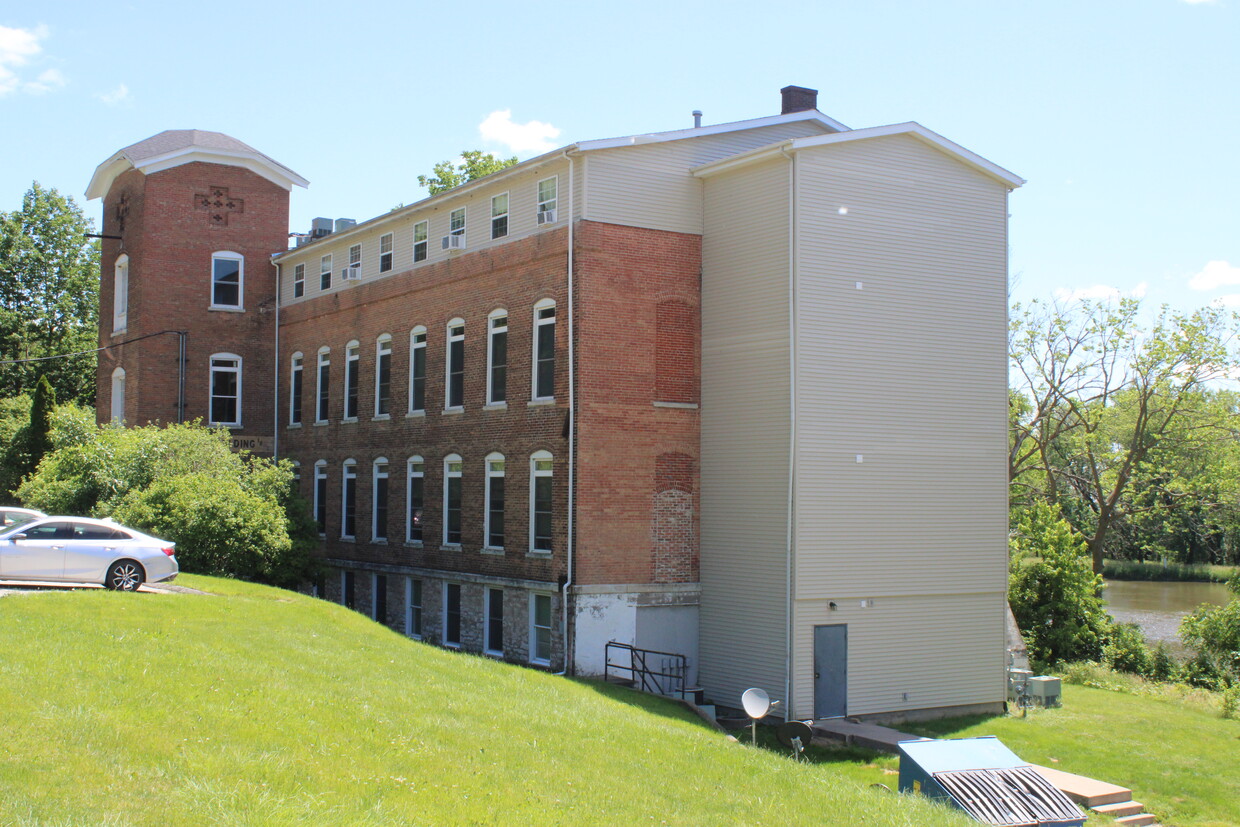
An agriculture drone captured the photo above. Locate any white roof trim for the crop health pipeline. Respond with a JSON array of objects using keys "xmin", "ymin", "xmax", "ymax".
[
  {"xmin": 577, "ymin": 110, "xmax": 848, "ymax": 151},
  {"xmin": 86, "ymin": 146, "xmax": 309, "ymax": 200},
  {"xmin": 692, "ymin": 121, "xmax": 1025, "ymax": 188}
]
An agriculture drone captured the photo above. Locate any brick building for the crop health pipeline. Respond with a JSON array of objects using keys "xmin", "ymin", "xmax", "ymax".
[{"xmin": 87, "ymin": 87, "xmax": 1024, "ymax": 721}]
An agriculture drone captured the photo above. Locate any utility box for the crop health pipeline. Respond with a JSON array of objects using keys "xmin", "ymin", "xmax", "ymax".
[
  {"xmin": 1028, "ymin": 676, "xmax": 1062, "ymax": 708},
  {"xmin": 1007, "ymin": 668, "xmax": 1032, "ymax": 701}
]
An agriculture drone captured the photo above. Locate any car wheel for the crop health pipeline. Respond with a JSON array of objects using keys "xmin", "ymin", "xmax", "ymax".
[{"xmin": 105, "ymin": 560, "xmax": 145, "ymax": 591}]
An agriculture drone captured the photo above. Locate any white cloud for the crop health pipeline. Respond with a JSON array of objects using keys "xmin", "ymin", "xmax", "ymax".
[
  {"xmin": 0, "ymin": 24, "xmax": 52, "ymax": 97},
  {"xmin": 97, "ymin": 83, "xmax": 130, "ymax": 105},
  {"xmin": 1188, "ymin": 260, "xmax": 1240, "ymax": 291},
  {"xmin": 479, "ymin": 109, "xmax": 562, "ymax": 155},
  {"xmin": 1053, "ymin": 283, "xmax": 1143, "ymax": 302},
  {"xmin": 1213, "ymin": 294, "xmax": 1240, "ymax": 307},
  {"xmin": 24, "ymin": 67, "xmax": 65, "ymax": 94},
  {"xmin": 1180, "ymin": 0, "xmax": 1218, "ymax": 5}
]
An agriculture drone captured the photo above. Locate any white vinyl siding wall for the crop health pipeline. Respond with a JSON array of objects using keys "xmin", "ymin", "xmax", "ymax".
[
  {"xmin": 584, "ymin": 121, "xmax": 829, "ymax": 235},
  {"xmin": 788, "ymin": 135, "xmax": 1010, "ymax": 717},
  {"xmin": 698, "ymin": 156, "xmax": 792, "ymax": 711}
]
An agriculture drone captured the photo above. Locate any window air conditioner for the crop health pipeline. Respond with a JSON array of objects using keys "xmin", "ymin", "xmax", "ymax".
[
  {"xmin": 442, "ymin": 235, "xmax": 465, "ymax": 251},
  {"xmin": 341, "ymin": 264, "xmax": 362, "ymax": 281},
  {"xmin": 537, "ymin": 209, "xmax": 557, "ymax": 225}
]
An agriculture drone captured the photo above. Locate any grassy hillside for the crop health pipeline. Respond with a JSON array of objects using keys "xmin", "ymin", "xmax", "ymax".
[{"xmin": 0, "ymin": 576, "xmax": 969, "ymax": 826}]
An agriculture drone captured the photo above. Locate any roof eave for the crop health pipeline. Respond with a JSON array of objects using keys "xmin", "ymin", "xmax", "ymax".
[{"xmin": 577, "ymin": 110, "xmax": 848, "ymax": 152}]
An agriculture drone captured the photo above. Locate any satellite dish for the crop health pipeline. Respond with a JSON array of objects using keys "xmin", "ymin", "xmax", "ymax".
[
  {"xmin": 776, "ymin": 720, "xmax": 815, "ymax": 755},
  {"xmin": 741, "ymin": 687, "xmax": 772, "ymax": 720}
]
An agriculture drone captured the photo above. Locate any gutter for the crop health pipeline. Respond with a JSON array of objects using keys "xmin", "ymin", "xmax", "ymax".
[
  {"xmin": 272, "ymin": 257, "xmax": 281, "ymax": 460},
  {"xmin": 779, "ymin": 143, "xmax": 797, "ymax": 719},
  {"xmin": 557, "ymin": 148, "xmax": 577, "ymax": 676}
]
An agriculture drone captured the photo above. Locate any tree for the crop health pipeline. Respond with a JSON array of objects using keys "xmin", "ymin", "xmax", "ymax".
[
  {"xmin": 27, "ymin": 375, "xmax": 54, "ymax": 472},
  {"xmin": 1009, "ymin": 299, "xmax": 1240, "ymax": 571},
  {"xmin": 417, "ymin": 151, "xmax": 518, "ymax": 195},
  {"xmin": 0, "ymin": 183, "xmax": 100, "ymax": 405}
]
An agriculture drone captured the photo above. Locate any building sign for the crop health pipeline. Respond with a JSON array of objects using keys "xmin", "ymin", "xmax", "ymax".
[{"xmin": 229, "ymin": 435, "xmax": 272, "ymax": 453}]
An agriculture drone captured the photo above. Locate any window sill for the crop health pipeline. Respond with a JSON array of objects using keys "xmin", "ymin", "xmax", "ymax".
[
  {"xmin": 208, "ymin": 422, "xmax": 241, "ymax": 429},
  {"xmin": 527, "ymin": 399, "xmax": 555, "ymax": 407},
  {"xmin": 441, "ymin": 407, "xmax": 464, "ymax": 416},
  {"xmin": 112, "ymin": 327, "xmax": 127, "ymax": 336},
  {"xmin": 314, "ymin": 421, "xmax": 329, "ymax": 427},
  {"xmin": 372, "ymin": 413, "xmax": 391, "ymax": 422},
  {"xmin": 483, "ymin": 402, "xmax": 508, "ymax": 411},
  {"xmin": 529, "ymin": 658, "xmax": 551, "ymax": 667},
  {"xmin": 481, "ymin": 547, "xmax": 504, "ymax": 556},
  {"xmin": 406, "ymin": 410, "xmax": 426, "ymax": 419},
  {"xmin": 340, "ymin": 536, "xmax": 356, "ymax": 543},
  {"xmin": 287, "ymin": 423, "xmax": 302, "ymax": 429},
  {"xmin": 341, "ymin": 417, "xmax": 358, "ymax": 424},
  {"xmin": 208, "ymin": 305, "xmax": 246, "ymax": 313},
  {"xmin": 404, "ymin": 540, "xmax": 424, "ymax": 548},
  {"xmin": 526, "ymin": 550, "xmax": 552, "ymax": 559},
  {"xmin": 444, "ymin": 642, "xmax": 462, "ymax": 650},
  {"xmin": 440, "ymin": 544, "xmax": 462, "ymax": 552},
  {"xmin": 372, "ymin": 538, "xmax": 388, "ymax": 545},
  {"xmin": 653, "ymin": 401, "xmax": 699, "ymax": 410},
  {"xmin": 484, "ymin": 649, "xmax": 504, "ymax": 659}
]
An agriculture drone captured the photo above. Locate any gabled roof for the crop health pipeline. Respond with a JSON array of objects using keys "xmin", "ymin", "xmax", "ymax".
[
  {"xmin": 86, "ymin": 129, "xmax": 309, "ymax": 200},
  {"xmin": 690, "ymin": 122, "xmax": 1025, "ymax": 188},
  {"xmin": 577, "ymin": 109, "xmax": 848, "ymax": 151}
]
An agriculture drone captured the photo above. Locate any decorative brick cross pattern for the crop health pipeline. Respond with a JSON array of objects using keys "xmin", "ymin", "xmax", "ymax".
[
  {"xmin": 114, "ymin": 192, "xmax": 130, "ymax": 233},
  {"xmin": 195, "ymin": 186, "xmax": 244, "ymax": 226}
]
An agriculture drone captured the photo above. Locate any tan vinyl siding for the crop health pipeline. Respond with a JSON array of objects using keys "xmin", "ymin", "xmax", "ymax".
[
  {"xmin": 278, "ymin": 160, "xmax": 569, "ymax": 307},
  {"xmin": 699, "ymin": 156, "xmax": 792, "ymax": 709},
  {"xmin": 585, "ymin": 122, "xmax": 829, "ymax": 235},
  {"xmin": 791, "ymin": 592, "xmax": 1007, "ymax": 718}
]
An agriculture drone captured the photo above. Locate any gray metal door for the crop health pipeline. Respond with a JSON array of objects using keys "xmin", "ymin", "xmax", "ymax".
[{"xmin": 813, "ymin": 624, "xmax": 848, "ymax": 719}]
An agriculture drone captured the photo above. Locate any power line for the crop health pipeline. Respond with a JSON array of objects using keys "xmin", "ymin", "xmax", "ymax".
[{"xmin": 0, "ymin": 329, "xmax": 187, "ymax": 366}]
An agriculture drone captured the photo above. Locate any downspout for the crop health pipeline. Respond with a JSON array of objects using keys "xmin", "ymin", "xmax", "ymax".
[
  {"xmin": 558, "ymin": 148, "xmax": 577, "ymax": 676},
  {"xmin": 779, "ymin": 142, "xmax": 797, "ymax": 718},
  {"xmin": 272, "ymin": 258, "xmax": 281, "ymax": 460}
]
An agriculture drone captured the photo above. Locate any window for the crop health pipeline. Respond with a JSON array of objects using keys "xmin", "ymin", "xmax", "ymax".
[
  {"xmin": 320, "ymin": 254, "xmax": 332, "ymax": 290},
  {"xmin": 413, "ymin": 221, "xmax": 428, "ymax": 263},
  {"xmin": 406, "ymin": 456, "xmax": 424, "ymax": 543},
  {"xmin": 379, "ymin": 232, "xmax": 394, "ymax": 272},
  {"xmin": 293, "ymin": 263, "xmax": 305, "ymax": 298},
  {"xmin": 113, "ymin": 255, "xmax": 128, "ymax": 332},
  {"xmin": 530, "ymin": 451, "xmax": 553, "ymax": 552},
  {"xmin": 372, "ymin": 458, "xmax": 389, "ymax": 542},
  {"xmin": 406, "ymin": 578, "xmax": 423, "ymax": 638},
  {"xmin": 314, "ymin": 461, "xmax": 328, "ymax": 535},
  {"xmin": 530, "ymin": 593, "xmax": 552, "ymax": 664},
  {"xmin": 491, "ymin": 193, "xmax": 509, "ymax": 240},
  {"xmin": 409, "ymin": 326, "xmax": 427, "ymax": 413},
  {"xmin": 450, "ymin": 207, "xmax": 466, "ymax": 238},
  {"xmin": 533, "ymin": 300, "xmax": 556, "ymax": 400},
  {"xmin": 316, "ymin": 347, "xmax": 331, "ymax": 423},
  {"xmin": 344, "ymin": 340, "xmax": 360, "ymax": 420},
  {"xmin": 486, "ymin": 588, "xmax": 504, "ymax": 655},
  {"xmin": 445, "ymin": 319, "xmax": 464, "ymax": 409},
  {"xmin": 349, "ymin": 243, "xmax": 361, "ymax": 268},
  {"xmin": 110, "ymin": 367, "xmax": 125, "ymax": 423},
  {"xmin": 342, "ymin": 459, "xmax": 357, "ymax": 539},
  {"xmin": 290, "ymin": 461, "xmax": 301, "ymax": 498},
  {"xmin": 211, "ymin": 252, "xmax": 243, "ymax": 308},
  {"xmin": 342, "ymin": 570, "xmax": 355, "ymax": 610},
  {"xmin": 373, "ymin": 574, "xmax": 387, "ymax": 623},
  {"xmin": 485, "ymin": 453, "xmax": 505, "ymax": 549},
  {"xmin": 289, "ymin": 352, "xmax": 303, "ymax": 425},
  {"xmin": 444, "ymin": 583, "xmax": 461, "ymax": 647},
  {"xmin": 374, "ymin": 335, "xmax": 392, "ymax": 417},
  {"xmin": 537, "ymin": 177, "xmax": 558, "ymax": 222},
  {"xmin": 443, "ymin": 454, "xmax": 462, "ymax": 546},
  {"xmin": 487, "ymin": 311, "xmax": 507, "ymax": 405},
  {"xmin": 209, "ymin": 353, "xmax": 241, "ymax": 426}
]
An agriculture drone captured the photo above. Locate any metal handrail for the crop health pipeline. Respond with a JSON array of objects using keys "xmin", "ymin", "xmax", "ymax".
[{"xmin": 604, "ymin": 641, "xmax": 687, "ymax": 697}]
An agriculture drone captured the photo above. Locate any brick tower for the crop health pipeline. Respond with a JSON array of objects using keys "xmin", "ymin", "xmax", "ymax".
[{"xmin": 86, "ymin": 130, "xmax": 307, "ymax": 449}]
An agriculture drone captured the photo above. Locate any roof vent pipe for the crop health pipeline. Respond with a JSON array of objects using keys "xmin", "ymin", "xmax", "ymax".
[{"xmin": 692, "ymin": 110, "xmax": 703, "ymax": 128}]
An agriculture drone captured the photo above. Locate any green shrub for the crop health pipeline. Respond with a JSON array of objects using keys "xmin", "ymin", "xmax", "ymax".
[
  {"xmin": 1180, "ymin": 651, "xmax": 1226, "ymax": 691},
  {"xmin": 1180, "ymin": 598, "xmax": 1240, "ymax": 686},
  {"xmin": 1148, "ymin": 643, "xmax": 1179, "ymax": 683},
  {"xmin": 1103, "ymin": 623, "xmax": 1154, "ymax": 676},
  {"xmin": 1222, "ymin": 686, "xmax": 1240, "ymax": 719}
]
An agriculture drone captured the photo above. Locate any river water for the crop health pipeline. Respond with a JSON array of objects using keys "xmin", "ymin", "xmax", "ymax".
[{"xmin": 1103, "ymin": 579, "xmax": 1232, "ymax": 653}]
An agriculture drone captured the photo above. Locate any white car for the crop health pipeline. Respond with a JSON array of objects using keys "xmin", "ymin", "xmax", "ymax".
[
  {"xmin": 0, "ymin": 516, "xmax": 178, "ymax": 591},
  {"xmin": 0, "ymin": 507, "xmax": 46, "ymax": 529}
]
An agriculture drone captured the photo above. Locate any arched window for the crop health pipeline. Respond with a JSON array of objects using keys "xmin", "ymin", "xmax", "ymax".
[
  {"xmin": 113, "ymin": 255, "xmax": 129, "ymax": 333},
  {"xmin": 208, "ymin": 353, "xmax": 242, "ymax": 426},
  {"xmin": 341, "ymin": 459, "xmax": 358, "ymax": 539},
  {"xmin": 487, "ymin": 309, "xmax": 508, "ymax": 405},
  {"xmin": 372, "ymin": 457, "xmax": 389, "ymax": 542},
  {"xmin": 445, "ymin": 319, "xmax": 465, "ymax": 410},
  {"xmin": 408, "ymin": 326, "xmax": 427, "ymax": 414},
  {"xmin": 406, "ymin": 456, "xmax": 424, "ymax": 544},
  {"xmin": 289, "ymin": 352, "xmax": 304, "ymax": 425},
  {"xmin": 110, "ymin": 366, "xmax": 125, "ymax": 423},
  {"xmin": 374, "ymin": 334, "xmax": 392, "ymax": 417},
  {"xmin": 530, "ymin": 451, "xmax": 553, "ymax": 553},
  {"xmin": 210, "ymin": 251, "xmax": 244, "ymax": 309},
  {"xmin": 443, "ymin": 453, "xmax": 463, "ymax": 546},
  {"xmin": 532, "ymin": 299, "xmax": 556, "ymax": 401},
  {"xmin": 484, "ymin": 452, "xmax": 505, "ymax": 549},
  {"xmin": 316, "ymin": 347, "xmax": 331, "ymax": 423},
  {"xmin": 313, "ymin": 460, "xmax": 328, "ymax": 535},
  {"xmin": 343, "ymin": 340, "xmax": 360, "ymax": 420}
]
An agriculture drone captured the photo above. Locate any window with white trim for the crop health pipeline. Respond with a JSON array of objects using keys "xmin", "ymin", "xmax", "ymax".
[
  {"xmin": 290, "ymin": 461, "xmax": 301, "ymax": 498},
  {"xmin": 406, "ymin": 456, "xmax": 424, "ymax": 544},
  {"xmin": 373, "ymin": 458, "xmax": 389, "ymax": 542},
  {"xmin": 450, "ymin": 207, "xmax": 466, "ymax": 238},
  {"xmin": 486, "ymin": 587, "xmax": 504, "ymax": 655},
  {"xmin": 413, "ymin": 221, "xmax": 428, "ymax": 263},
  {"xmin": 372, "ymin": 573, "xmax": 388, "ymax": 623},
  {"xmin": 375, "ymin": 334, "xmax": 392, "ymax": 417},
  {"xmin": 444, "ymin": 582, "xmax": 461, "ymax": 647},
  {"xmin": 113, "ymin": 255, "xmax": 128, "ymax": 332},
  {"xmin": 487, "ymin": 310, "xmax": 507, "ymax": 405},
  {"xmin": 208, "ymin": 353, "xmax": 242, "ymax": 426},
  {"xmin": 289, "ymin": 352, "xmax": 303, "ymax": 425},
  {"xmin": 316, "ymin": 347, "xmax": 331, "ymax": 423},
  {"xmin": 379, "ymin": 232, "xmax": 394, "ymax": 272},
  {"xmin": 342, "ymin": 570, "xmax": 356, "ymax": 610},
  {"xmin": 349, "ymin": 243, "xmax": 361, "ymax": 268},
  {"xmin": 341, "ymin": 459, "xmax": 357, "ymax": 539},
  {"xmin": 533, "ymin": 300, "xmax": 556, "ymax": 400},
  {"xmin": 314, "ymin": 460, "xmax": 328, "ymax": 535},
  {"xmin": 409, "ymin": 326, "xmax": 427, "ymax": 413},
  {"xmin": 443, "ymin": 454, "xmax": 462, "ymax": 546},
  {"xmin": 211, "ymin": 252, "xmax": 243, "ymax": 308},
  {"xmin": 530, "ymin": 592, "xmax": 552, "ymax": 664},
  {"xmin": 491, "ymin": 193, "xmax": 509, "ymax": 240},
  {"xmin": 320, "ymin": 254, "xmax": 332, "ymax": 291},
  {"xmin": 406, "ymin": 577, "xmax": 423, "ymax": 638},
  {"xmin": 530, "ymin": 451, "xmax": 553, "ymax": 553},
  {"xmin": 485, "ymin": 453, "xmax": 505, "ymax": 549},
  {"xmin": 537, "ymin": 177, "xmax": 557, "ymax": 222},
  {"xmin": 445, "ymin": 319, "xmax": 464, "ymax": 409},
  {"xmin": 293, "ymin": 263, "xmax": 305, "ymax": 298},
  {"xmin": 110, "ymin": 367, "xmax": 125, "ymax": 423},
  {"xmin": 344, "ymin": 340, "xmax": 360, "ymax": 420}
]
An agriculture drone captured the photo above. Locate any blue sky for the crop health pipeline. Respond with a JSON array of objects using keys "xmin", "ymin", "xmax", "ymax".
[{"xmin": 2, "ymin": 0, "xmax": 1236, "ymax": 310}]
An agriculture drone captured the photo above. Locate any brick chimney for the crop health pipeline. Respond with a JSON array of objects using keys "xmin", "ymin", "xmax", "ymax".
[{"xmin": 780, "ymin": 85, "xmax": 819, "ymax": 114}]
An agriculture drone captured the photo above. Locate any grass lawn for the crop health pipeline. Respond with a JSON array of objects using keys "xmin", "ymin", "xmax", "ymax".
[
  {"xmin": 776, "ymin": 684, "xmax": 1240, "ymax": 827},
  {"xmin": 0, "ymin": 575, "xmax": 971, "ymax": 826}
]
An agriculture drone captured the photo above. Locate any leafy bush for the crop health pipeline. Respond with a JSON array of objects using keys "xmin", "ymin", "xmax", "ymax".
[
  {"xmin": 1180, "ymin": 597, "xmax": 1240, "ymax": 686},
  {"xmin": 1009, "ymin": 501, "xmax": 1112, "ymax": 665},
  {"xmin": 1148, "ymin": 643, "xmax": 1179, "ymax": 683},
  {"xmin": 1103, "ymin": 623, "xmax": 1154, "ymax": 676},
  {"xmin": 1222, "ymin": 686, "xmax": 1240, "ymax": 720}
]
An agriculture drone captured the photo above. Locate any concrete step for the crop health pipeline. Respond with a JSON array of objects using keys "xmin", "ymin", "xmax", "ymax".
[
  {"xmin": 696, "ymin": 703, "xmax": 716, "ymax": 720},
  {"xmin": 1114, "ymin": 814, "xmax": 1157, "ymax": 826},
  {"xmin": 1032, "ymin": 765, "xmax": 1132, "ymax": 807},
  {"xmin": 1093, "ymin": 800, "xmax": 1145, "ymax": 817}
]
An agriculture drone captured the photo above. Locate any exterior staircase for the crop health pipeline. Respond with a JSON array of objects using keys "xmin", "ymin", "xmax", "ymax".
[{"xmin": 1033, "ymin": 765, "xmax": 1159, "ymax": 826}]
